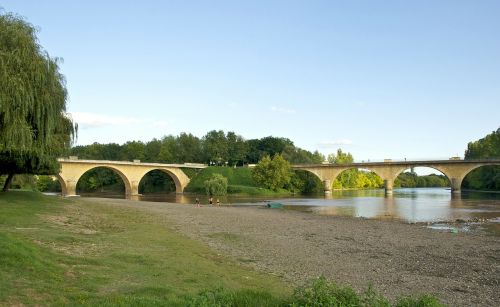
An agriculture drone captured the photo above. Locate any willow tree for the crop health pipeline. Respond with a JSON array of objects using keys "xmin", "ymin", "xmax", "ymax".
[{"xmin": 0, "ymin": 13, "xmax": 76, "ymax": 191}]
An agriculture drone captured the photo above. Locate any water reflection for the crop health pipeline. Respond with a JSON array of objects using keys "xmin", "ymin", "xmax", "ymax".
[
  {"xmin": 279, "ymin": 188, "xmax": 500, "ymax": 223},
  {"xmin": 78, "ymin": 188, "xmax": 500, "ymax": 224}
]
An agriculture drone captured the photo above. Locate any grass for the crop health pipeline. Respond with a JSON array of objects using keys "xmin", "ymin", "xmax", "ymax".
[
  {"xmin": 185, "ymin": 166, "xmax": 292, "ymax": 196},
  {"xmin": 0, "ymin": 191, "xmax": 289, "ymax": 305},
  {"xmin": 0, "ymin": 191, "xmax": 446, "ymax": 306}
]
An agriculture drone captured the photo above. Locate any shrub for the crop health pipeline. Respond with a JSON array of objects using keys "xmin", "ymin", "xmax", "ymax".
[{"xmin": 204, "ymin": 173, "xmax": 228, "ymax": 196}]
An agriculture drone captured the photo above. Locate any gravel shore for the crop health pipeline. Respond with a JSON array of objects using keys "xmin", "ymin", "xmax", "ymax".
[{"xmin": 84, "ymin": 198, "xmax": 500, "ymax": 306}]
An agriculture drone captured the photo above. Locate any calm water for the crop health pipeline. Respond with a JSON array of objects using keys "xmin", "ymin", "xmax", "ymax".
[{"xmin": 79, "ymin": 188, "xmax": 500, "ymax": 233}]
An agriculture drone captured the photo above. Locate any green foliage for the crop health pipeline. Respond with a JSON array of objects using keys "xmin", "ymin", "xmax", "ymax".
[
  {"xmin": 333, "ymin": 169, "xmax": 384, "ymax": 190},
  {"xmin": 76, "ymin": 168, "xmax": 124, "ymax": 193},
  {"xmin": 185, "ymin": 166, "xmax": 294, "ymax": 196},
  {"xmin": 328, "ymin": 149, "xmax": 384, "ymax": 190},
  {"xmin": 181, "ymin": 168, "xmax": 202, "ymax": 179},
  {"xmin": 7, "ymin": 174, "xmax": 36, "ymax": 190},
  {"xmin": 203, "ymin": 130, "xmax": 230, "ymax": 165},
  {"xmin": 328, "ymin": 149, "xmax": 354, "ymax": 164},
  {"xmin": 463, "ymin": 128, "xmax": 500, "ymax": 191},
  {"xmin": 252, "ymin": 155, "xmax": 292, "ymax": 191},
  {"xmin": 292, "ymin": 276, "xmax": 444, "ymax": 307},
  {"xmin": 35, "ymin": 175, "xmax": 61, "ymax": 192},
  {"xmin": 139, "ymin": 170, "xmax": 175, "ymax": 194},
  {"xmin": 282, "ymin": 146, "xmax": 325, "ymax": 164},
  {"xmin": 462, "ymin": 166, "xmax": 500, "ymax": 191},
  {"xmin": 246, "ymin": 136, "xmax": 294, "ymax": 163},
  {"xmin": 187, "ymin": 287, "xmax": 284, "ymax": 307},
  {"xmin": 288, "ymin": 170, "xmax": 324, "ymax": 194},
  {"xmin": 185, "ymin": 167, "xmax": 257, "ymax": 193},
  {"xmin": 394, "ymin": 172, "xmax": 449, "ymax": 188},
  {"xmin": 291, "ymin": 276, "xmax": 390, "ymax": 307},
  {"xmin": 204, "ymin": 173, "xmax": 228, "ymax": 196},
  {"xmin": 0, "ymin": 12, "xmax": 76, "ymax": 187}
]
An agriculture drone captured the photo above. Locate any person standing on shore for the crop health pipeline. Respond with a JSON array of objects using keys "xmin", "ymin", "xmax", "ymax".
[
  {"xmin": 209, "ymin": 197, "xmax": 213, "ymax": 206},
  {"xmin": 216, "ymin": 198, "xmax": 220, "ymax": 206},
  {"xmin": 195, "ymin": 197, "xmax": 200, "ymax": 207}
]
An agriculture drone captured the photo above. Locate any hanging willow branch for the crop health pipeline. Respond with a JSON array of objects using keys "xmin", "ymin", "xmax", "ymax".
[{"xmin": 0, "ymin": 12, "xmax": 77, "ymax": 182}]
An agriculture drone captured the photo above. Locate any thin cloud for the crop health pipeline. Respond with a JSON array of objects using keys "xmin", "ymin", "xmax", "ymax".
[
  {"xmin": 269, "ymin": 105, "xmax": 296, "ymax": 114},
  {"xmin": 71, "ymin": 112, "xmax": 169, "ymax": 129},
  {"xmin": 318, "ymin": 139, "xmax": 353, "ymax": 147}
]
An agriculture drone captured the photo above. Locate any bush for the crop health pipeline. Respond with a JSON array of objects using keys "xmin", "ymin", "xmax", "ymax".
[
  {"xmin": 252, "ymin": 154, "xmax": 292, "ymax": 191},
  {"xmin": 394, "ymin": 295, "xmax": 445, "ymax": 307},
  {"xmin": 204, "ymin": 173, "xmax": 228, "ymax": 196},
  {"xmin": 290, "ymin": 276, "xmax": 443, "ymax": 307},
  {"xmin": 35, "ymin": 175, "xmax": 62, "ymax": 192}
]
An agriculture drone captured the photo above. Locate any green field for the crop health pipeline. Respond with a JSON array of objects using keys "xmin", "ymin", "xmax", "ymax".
[{"xmin": 0, "ymin": 191, "xmax": 290, "ymax": 306}]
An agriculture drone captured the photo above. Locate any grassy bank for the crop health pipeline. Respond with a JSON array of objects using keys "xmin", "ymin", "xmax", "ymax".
[
  {"xmin": 185, "ymin": 166, "xmax": 292, "ymax": 196},
  {"xmin": 0, "ymin": 191, "xmax": 445, "ymax": 306},
  {"xmin": 0, "ymin": 191, "xmax": 289, "ymax": 305}
]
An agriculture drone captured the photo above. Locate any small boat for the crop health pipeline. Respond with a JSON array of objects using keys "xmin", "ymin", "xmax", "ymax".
[{"xmin": 266, "ymin": 202, "xmax": 283, "ymax": 209}]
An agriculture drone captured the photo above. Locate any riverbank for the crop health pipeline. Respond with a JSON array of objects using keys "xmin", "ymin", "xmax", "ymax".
[
  {"xmin": 0, "ymin": 192, "xmax": 290, "ymax": 305},
  {"xmin": 88, "ymin": 197, "xmax": 500, "ymax": 307}
]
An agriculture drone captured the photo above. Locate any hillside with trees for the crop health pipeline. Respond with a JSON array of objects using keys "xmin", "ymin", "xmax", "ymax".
[{"xmin": 462, "ymin": 128, "xmax": 500, "ymax": 191}]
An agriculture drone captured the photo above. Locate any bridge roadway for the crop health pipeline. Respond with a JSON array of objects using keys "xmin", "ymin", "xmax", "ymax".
[
  {"xmin": 57, "ymin": 158, "xmax": 500, "ymax": 198},
  {"xmin": 293, "ymin": 159, "xmax": 500, "ymax": 194}
]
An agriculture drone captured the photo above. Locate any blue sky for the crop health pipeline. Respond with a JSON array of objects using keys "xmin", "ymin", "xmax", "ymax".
[{"xmin": 2, "ymin": 1, "xmax": 499, "ymax": 162}]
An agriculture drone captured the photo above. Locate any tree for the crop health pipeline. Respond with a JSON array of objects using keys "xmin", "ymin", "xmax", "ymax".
[
  {"xmin": 226, "ymin": 131, "xmax": 248, "ymax": 166},
  {"xmin": 251, "ymin": 154, "xmax": 292, "ymax": 191},
  {"xmin": 0, "ymin": 12, "xmax": 76, "ymax": 191},
  {"xmin": 463, "ymin": 128, "xmax": 500, "ymax": 191},
  {"xmin": 202, "ymin": 130, "xmax": 228, "ymax": 165},
  {"xmin": 144, "ymin": 138, "xmax": 162, "ymax": 162},
  {"xmin": 327, "ymin": 149, "xmax": 354, "ymax": 164},
  {"xmin": 204, "ymin": 173, "xmax": 228, "ymax": 196},
  {"xmin": 121, "ymin": 141, "xmax": 145, "ymax": 161},
  {"xmin": 176, "ymin": 132, "xmax": 203, "ymax": 163},
  {"xmin": 282, "ymin": 145, "xmax": 325, "ymax": 164}
]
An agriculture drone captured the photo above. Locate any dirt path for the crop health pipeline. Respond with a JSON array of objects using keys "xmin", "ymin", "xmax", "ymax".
[{"xmin": 81, "ymin": 198, "xmax": 500, "ymax": 306}]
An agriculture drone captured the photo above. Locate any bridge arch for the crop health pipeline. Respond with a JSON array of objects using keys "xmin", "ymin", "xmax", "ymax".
[
  {"xmin": 330, "ymin": 167, "xmax": 385, "ymax": 190},
  {"xmin": 61, "ymin": 165, "xmax": 133, "ymax": 197},
  {"xmin": 77, "ymin": 166, "xmax": 132, "ymax": 196},
  {"xmin": 136, "ymin": 168, "xmax": 185, "ymax": 194},
  {"xmin": 54, "ymin": 174, "xmax": 67, "ymax": 196},
  {"xmin": 461, "ymin": 163, "xmax": 500, "ymax": 190},
  {"xmin": 392, "ymin": 166, "xmax": 451, "ymax": 188}
]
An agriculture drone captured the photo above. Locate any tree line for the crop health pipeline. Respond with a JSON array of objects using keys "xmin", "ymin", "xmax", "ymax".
[{"xmin": 69, "ymin": 131, "xmax": 325, "ymax": 166}]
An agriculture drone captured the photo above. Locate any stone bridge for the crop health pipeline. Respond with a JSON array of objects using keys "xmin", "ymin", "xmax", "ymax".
[
  {"xmin": 56, "ymin": 158, "xmax": 206, "ymax": 198},
  {"xmin": 292, "ymin": 159, "xmax": 500, "ymax": 194}
]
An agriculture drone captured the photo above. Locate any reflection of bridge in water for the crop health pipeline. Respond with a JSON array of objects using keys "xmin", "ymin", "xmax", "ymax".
[
  {"xmin": 56, "ymin": 158, "xmax": 500, "ymax": 199},
  {"xmin": 292, "ymin": 159, "xmax": 500, "ymax": 194}
]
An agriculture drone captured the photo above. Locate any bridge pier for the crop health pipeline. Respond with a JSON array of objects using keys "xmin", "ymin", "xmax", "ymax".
[
  {"xmin": 127, "ymin": 180, "xmax": 141, "ymax": 200},
  {"xmin": 451, "ymin": 178, "xmax": 463, "ymax": 194},
  {"xmin": 384, "ymin": 179, "xmax": 393, "ymax": 195},
  {"xmin": 63, "ymin": 180, "xmax": 77, "ymax": 197},
  {"xmin": 323, "ymin": 180, "xmax": 332, "ymax": 194}
]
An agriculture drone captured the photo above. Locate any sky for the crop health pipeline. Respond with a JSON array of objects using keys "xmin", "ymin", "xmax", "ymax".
[{"xmin": 2, "ymin": 0, "xmax": 500, "ymax": 163}]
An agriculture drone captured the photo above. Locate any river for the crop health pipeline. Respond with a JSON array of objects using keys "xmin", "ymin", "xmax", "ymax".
[{"xmin": 78, "ymin": 188, "xmax": 500, "ymax": 234}]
